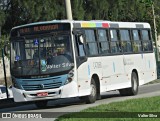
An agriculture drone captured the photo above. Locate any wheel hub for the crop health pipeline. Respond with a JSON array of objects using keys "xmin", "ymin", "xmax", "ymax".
[{"xmin": 91, "ymin": 84, "xmax": 96, "ymax": 97}]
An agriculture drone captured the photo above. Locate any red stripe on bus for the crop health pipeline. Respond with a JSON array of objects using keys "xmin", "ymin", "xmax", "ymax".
[{"xmin": 102, "ymin": 23, "xmax": 109, "ymax": 28}]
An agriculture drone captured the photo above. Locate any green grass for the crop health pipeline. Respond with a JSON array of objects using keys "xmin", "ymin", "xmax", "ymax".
[
  {"xmin": 56, "ymin": 96, "xmax": 160, "ymax": 121},
  {"xmin": 147, "ymin": 79, "xmax": 160, "ymax": 84}
]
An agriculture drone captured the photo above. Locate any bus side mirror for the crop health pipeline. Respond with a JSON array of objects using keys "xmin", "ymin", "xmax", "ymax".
[
  {"xmin": 79, "ymin": 35, "xmax": 85, "ymax": 44},
  {"xmin": 73, "ymin": 29, "xmax": 86, "ymax": 44},
  {"xmin": 153, "ymin": 41, "xmax": 156, "ymax": 48}
]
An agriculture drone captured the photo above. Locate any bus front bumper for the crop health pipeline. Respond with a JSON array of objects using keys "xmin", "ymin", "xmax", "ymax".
[{"xmin": 12, "ymin": 81, "xmax": 78, "ymax": 102}]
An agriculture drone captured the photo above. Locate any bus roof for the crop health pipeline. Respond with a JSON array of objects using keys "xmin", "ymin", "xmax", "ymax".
[
  {"xmin": 73, "ymin": 20, "xmax": 150, "ymax": 28},
  {"xmin": 12, "ymin": 20, "xmax": 151, "ymax": 30}
]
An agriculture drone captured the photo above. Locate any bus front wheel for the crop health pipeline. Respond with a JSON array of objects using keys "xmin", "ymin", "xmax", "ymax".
[
  {"xmin": 35, "ymin": 100, "xmax": 48, "ymax": 108},
  {"xmin": 85, "ymin": 78, "xmax": 97, "ymax": 104},
  {"xmin": 119, "ymin": 72, "xmax": 138, "ymax": 96}
]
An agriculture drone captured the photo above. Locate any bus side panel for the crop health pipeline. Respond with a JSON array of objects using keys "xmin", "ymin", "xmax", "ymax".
[
  {"xmin": 123, "ymin": 54, "xmax": 145, "ymax": 86},
  {"xmin": 101, "ymin": 55, "xmax": 129, "ymax": 91},
  {"xmin": 77, "ymin": 57, "xmax": 103, "ymax": 97},
  {"xmin": 77, "ymin": 61, "xmax": 91, "ymax": 96},
  {"xmin": 61, "ymin": 80, "xmax": 79, "ymax": 98},
  {"xmin": 143, "ymin": 53, "xmax": 157, "ymax": 84}
]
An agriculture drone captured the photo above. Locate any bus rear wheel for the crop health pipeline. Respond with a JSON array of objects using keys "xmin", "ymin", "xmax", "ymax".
[
  {"xmin": 119, "ymin": 72, "xmax": 138, "ymax": 96},
  {"xmin": 85, "ymin": 78, "xmax": 97, "ymax": 104},
  {"xmin": 35, "ymin": 100, "xmax": 48, "ymax": 108}
]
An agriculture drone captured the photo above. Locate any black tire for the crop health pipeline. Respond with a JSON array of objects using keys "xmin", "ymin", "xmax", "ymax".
[
  {"xmin": 35, "ymin": 100, "xmax": 48, "ymax": 108},
  {"xmin": 119, "ymin": 72, "xmax": 138, "ymax": 96},
  {"xmin": 129, "ymin": 72, "xmax": 139, "ymax": 95},
  {"xmin": 119, "ymin": 88, "xmax": 128, "ymax": 96},
  {"xmin": 85, "ymin": 78, "xmax": 97, "ymax": 104}
]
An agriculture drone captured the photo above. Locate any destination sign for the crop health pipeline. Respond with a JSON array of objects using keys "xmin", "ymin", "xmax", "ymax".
[{"xmin": 11, "ymin": 23, "xmax": 70, "ymax": 37}]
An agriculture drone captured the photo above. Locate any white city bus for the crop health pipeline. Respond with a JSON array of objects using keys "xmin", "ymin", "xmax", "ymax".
[{"xmin": 8, "ymin": 20, "xmax": 157, "ymax": 108}]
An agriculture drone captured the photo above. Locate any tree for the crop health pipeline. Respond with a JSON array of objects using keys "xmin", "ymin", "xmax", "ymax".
[
  {"xmin": 19, "ymin": 0, "xmax": 66, "ymax": 22},
  {"xmin": 83, "ymin": 0, "xmax": 109, "ymax": 20},
  {"xmin": 2, "ymin": 0, "xmax": 67, "ymax": 34},
  {"xmin": 0, "ymin": 10, "xmax": 5, "ymax": 37},
  {"xmin": 0, "ymin": 0, "xmax": 160, "ymax": 36},
  {"xmin": 153, "ymin": 0, "xmax": 160, "ymax": 33},
  {"xmin": 0, "ymin": 0, "xmax": 8, "ymax": 37},
  {"xmin": 71, "ymin": 0, "xmax": 85, "ymax": 20}
]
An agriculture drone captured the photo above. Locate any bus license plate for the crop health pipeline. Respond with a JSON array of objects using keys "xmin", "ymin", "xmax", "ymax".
[{"xmin": 37, "ymin": 92, "xmax": 48, "ymax": 97}]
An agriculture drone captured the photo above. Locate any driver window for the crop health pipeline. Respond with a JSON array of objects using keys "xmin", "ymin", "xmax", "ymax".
[
  {"xmin": 75, "ymin": 35, "xmax": 85, "ymax": 57},
  {"xmin": 79, "ymin": 44, "xmax": 85, "ymax": 56}
]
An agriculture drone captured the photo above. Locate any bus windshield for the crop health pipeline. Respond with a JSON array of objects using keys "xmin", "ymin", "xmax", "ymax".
[{"xmin": 10, "ymin": 35, "xmax": 74, "ymax": 77}]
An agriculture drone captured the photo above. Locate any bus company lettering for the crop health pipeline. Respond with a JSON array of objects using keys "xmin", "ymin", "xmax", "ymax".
[
  {"xmin": 124, "ymin": 59, "xmax": 134, "ymax": 65},
  {"xmin": 93, "ymin": 62, "xmax": 102, "ymax": 69},
  {"xmin": 47, "ymin": 64, "xmax": 61, "ymax": 69},
  {"xmin": 62, "ymin": 63, "xmax": 74, "ymax": 68},
  {"xmin": 46, "ymin": 63, "xmax": 74, "ymax": 69}
]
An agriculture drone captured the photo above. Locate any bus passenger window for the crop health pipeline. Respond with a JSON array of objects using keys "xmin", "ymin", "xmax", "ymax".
[
  {"xmin": 120, "ymin": 30, "xmax": 132, "ymax": 53},
  {"xmin": 98, "ymin": 30, "xmax": 110, "ymax": 54},
  {"xmin": 85, "ymin": 30, "xmax": 98, "ymax": 55},
  {"xmin": 132, "ymin": 30, "xmax": 142, "ymax": 53},
  {"xmin": 110, "ymin": 29, "xmax": 121, "ymax": 53},
  {"xmin": 142, "ymin": 30, "xmax": 150, "ymax": 40},
  {"xmin": 141, "ymin": 30, "xmax": 153, "ymax": 51}
]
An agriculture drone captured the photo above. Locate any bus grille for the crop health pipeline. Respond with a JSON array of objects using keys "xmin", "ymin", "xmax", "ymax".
[{"xmin": 22, "ymin": 82, "xmax": 62, "ymax": 91}]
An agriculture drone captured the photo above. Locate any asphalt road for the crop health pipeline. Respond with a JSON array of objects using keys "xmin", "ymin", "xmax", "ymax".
[{"xmin": 0, "ymin": 83, "xmax": 160, "ymax": 121}]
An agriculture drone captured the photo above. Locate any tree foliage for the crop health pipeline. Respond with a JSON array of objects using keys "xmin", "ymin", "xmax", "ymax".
[
  {"xmin": 0, "ymin": 0, "xmax": 160, "ymax": 37},
  {"xmin": 72, "ymin": 0, "xmax": 85, "ymax": 20}
]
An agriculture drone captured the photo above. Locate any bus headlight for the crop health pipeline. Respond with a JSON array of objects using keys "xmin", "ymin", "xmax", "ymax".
[{"xmin": 65, "ymin": 70, "xmax": 74, "ymax": 85}]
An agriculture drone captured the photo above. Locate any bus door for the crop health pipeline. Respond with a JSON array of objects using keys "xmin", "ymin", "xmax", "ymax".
[{"xmin": 73, "ymin": 29, "xmax": 90, "ymax": 96}]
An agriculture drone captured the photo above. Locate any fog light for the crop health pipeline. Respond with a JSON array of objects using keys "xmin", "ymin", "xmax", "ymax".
[
  {"xmin": 68, "ymin": 72, "xmax": 74, "ymax": 77},
  {"xmin": 68, "ymin": 77, "xmax": 72, "ymax": 82},
  {"xmin": 65, "ymin": 69, "xmax": 74, "ymax": 85}
]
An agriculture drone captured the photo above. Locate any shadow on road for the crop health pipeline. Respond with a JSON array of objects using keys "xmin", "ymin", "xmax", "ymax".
[{"xmin": 0, "ymin": 91, "xmax": 121, "ymax": 112}]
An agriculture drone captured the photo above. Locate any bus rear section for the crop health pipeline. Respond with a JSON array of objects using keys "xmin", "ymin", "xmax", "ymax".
[{"xmin": 73, "ymin": 21, "xmax": 157, "ymax": 102}]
